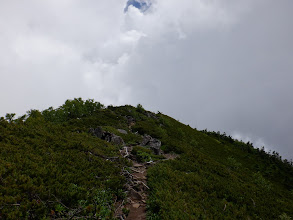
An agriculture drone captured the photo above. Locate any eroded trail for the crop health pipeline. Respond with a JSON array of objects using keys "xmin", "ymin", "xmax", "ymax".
[
  {"xmin": 115, "ymin": 146, "xmax": 178, "ymax": 220},
  {"xmin": 114, "ymin": 146, "xmax": 149, "ymax": 220},
  {"xmin": 125, "ymin": 161, "xmax": 148, "ymax": 220}
]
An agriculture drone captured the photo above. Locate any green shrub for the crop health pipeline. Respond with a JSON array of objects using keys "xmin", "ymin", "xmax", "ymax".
[
  {"xmin": 132, "ymin": 146, "xmax": 164, "ymax": 162},
  {"xmin": 136, "ymin": 104, "xmax": 145, "ymax": 113},
  {"xmin": 1, "ymin": 98, "xmax": 293, "ymax": 219}
]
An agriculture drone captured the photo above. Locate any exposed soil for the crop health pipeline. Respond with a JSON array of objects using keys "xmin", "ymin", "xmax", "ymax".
[
  {"xmin": 125, "ymin": 162, "xmax": 148, "ymax": 220},
  {"xmin": 115, "ymin": 146, "xmax": 178, "ymax": 220}
]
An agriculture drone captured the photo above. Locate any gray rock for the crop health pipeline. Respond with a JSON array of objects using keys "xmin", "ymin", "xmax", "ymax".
[
  {"xmin": 140, "ymin": 134, "xmax": 162, "ymax": 155},
  {"xmin": 149, "ymin": 139, "xmax": 162, "ymax": 155},
  {"xmin": 89, "ymin": 127, "xmax": 103, "ymax": 138},
  {"xmin": 90, "ymin": 127, "xmax": 124, "ymax": 145},
  {"xmin": 110, "ymin": 134, "xmax": 125, "ymax": 145},
  {"xmin": 117, "ymin": 129, "xmax": 128, "ymax": 134},
  {"xmin": 145, "ymin": 111, "xmax": 158, "ymax": 119},
  {"xmin": 140, "ymin": 134, "xmax": 152, "ymax": 146},
  {"xmin": 103, "ymin": 132, "xmax": 112, "ymax": 142},
  {"xmin": 103, "ymin": 132, "xmax": 124, "ymax": 145}
]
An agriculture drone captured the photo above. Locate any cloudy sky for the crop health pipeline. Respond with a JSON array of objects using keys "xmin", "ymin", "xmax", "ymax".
[{"xmin": 0, "ymin": 0, "xmax": 292, "ymax": 159}]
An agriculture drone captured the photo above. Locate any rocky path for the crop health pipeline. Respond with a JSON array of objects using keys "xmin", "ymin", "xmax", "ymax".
[
  {"xmin": 114, "ymin": 146, "xmax": 149, "ymax": 220},
  {"xmin": 89, "ymin": 127, "xmax": 175, "ymax": 219},
  {"xmin": 115, "ymin": 146, "xmax": 178, "ymax": 220},
  {"xmin": 124, "ymin": 162, "xmax": 148, "ymax": 220}
]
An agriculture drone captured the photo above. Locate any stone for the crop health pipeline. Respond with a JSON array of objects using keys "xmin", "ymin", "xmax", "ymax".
[
  {"xmin": 117, "ymin": 129, "xmax": 128, "ymax": 134},
  {"xmin": 130, "ymin": 188, "xmax": 142, "ymax": 200},
  {"xmin": 103, "ymin": 132, "xmax": 112, "ymax": 142},
  {"xmin": 145, "ymin": 111, "xmax": 158, "ymax": 119},
  {"xmin": 110, "ymin": 134, "xmax": 125, "ymax": 145},
  {"xmin": 89, "ymin": 127, "xmax": 124, "ymax": 145},
  {"xmin": 140, "ymin": 134, "xmax": 162, "ymax": 155},
  {"xmin": 149, "ymin": 139, "xmax": 161, "ymax": 155},
  {"xmin": 140, "ymin": 134, "xmax": 152, "ymax": 146},
  {"xmin": 89, "ymin": 127, "xmax": 103, "ymax": 138},
  {"xmin": 104, "ymin": 132, "xmax": 125, "ymax": 145}
]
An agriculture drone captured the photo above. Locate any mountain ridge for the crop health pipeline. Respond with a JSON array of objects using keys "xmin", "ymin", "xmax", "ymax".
[{"xmin": 0, "ymin": 98, "xmax": 292, "ymax": 219}]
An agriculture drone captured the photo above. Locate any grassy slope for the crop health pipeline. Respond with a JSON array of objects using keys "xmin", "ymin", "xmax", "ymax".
[
  {"xmin": 0, "ymin": 101, "xmax": 134, "ymax": 219},
  {"xmin": 0, "ymin": 117, "xmax": 127, "ymax": 219},
  {"xmin": 0, "ymin": 99, "xmax": 292, "ymax": 219},
  {"xmin": 147, "ymin": 114, "xmax": 293, "ymax": 219}
]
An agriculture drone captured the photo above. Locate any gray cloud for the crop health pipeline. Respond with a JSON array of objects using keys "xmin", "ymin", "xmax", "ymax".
[{"xmin": 0, "ymin": 0, "xmax": 292, "ymax": 159}]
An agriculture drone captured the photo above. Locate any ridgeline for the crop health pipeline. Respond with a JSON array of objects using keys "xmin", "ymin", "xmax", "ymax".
[{"xmin": 0, "ymin": 98, "xmax": 292, "ymax": 219}]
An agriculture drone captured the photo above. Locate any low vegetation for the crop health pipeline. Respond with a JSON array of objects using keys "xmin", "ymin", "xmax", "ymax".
[{"xmin": 0, "ymin": 98, "xmax": 292, "ymax": 219}]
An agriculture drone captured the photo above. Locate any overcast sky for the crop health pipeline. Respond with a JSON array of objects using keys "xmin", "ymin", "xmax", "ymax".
[{"xmin": 0, "ymin": 0, "xmax": 292, "ymax": 159}]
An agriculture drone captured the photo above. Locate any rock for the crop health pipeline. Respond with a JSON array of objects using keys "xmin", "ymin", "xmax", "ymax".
[
  {"xmin": 110, "ymin": 134, "xmax": 125, "ymax": 145},
  {"xmin": 130, "ymin": 188, "xmax": 142, "ymax": 200},
  {"xmin": 140, "ymin": 134, "xmax": 162, "ymax": 155},
  {"xmin": 89, "ymin": 127, "xmax": 103, "ymax": 138},
  {"xmin": 140, "ymin": 134, "xmax": 152, "ymax": 146},
  {"xmin": 149, "ymin": 139, "xmax": 161, "ymax": 155},
  {"xmin": 104, "ymin": 132, "xmax": 125, "ymax": 145},
  {"xmin": 117, "ymin": 129, "xmax": 128, "ymax": 134},
  {"xmin": 145, "ymin": 111, "xmax": 158, "ymax": 119},
  {"xmin": 89, "ymin": 127, "xmax": 124, "ymax": 145}
]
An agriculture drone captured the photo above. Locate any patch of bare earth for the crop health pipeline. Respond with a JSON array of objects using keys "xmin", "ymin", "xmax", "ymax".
[
  {"xmin": 125, "ymin": 162, "xmax": 148, "ymax": 220},
  {"xmin": 115, "ymin": 146, "xmax": 178, "ymax": 220}
]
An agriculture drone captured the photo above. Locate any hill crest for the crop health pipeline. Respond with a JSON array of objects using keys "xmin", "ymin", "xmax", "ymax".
[{"xmin": 1, "ymin": 98, "xmax": 292, "ymax": 219}]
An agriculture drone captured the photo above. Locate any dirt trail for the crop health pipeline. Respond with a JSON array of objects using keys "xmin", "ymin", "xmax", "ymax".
[
  {"xmin": 115, "ymin": 146, "xmax": 178, "ymax": 220},
  {"xmin": 125, "ymin": 162, "xmax": 148, "ymax": 220},
  {"xmin": 114, "ymin": 146, "xmax": 148, "ymax": 220}
]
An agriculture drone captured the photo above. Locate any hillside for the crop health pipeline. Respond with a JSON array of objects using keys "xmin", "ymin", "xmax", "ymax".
[{"xmin": 0, "ymin": 98, "xmax": 292, "ymax": 219}]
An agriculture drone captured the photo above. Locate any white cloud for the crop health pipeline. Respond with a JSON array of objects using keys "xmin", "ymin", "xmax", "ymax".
[{"xmin": 0, "ymin": 0, "xmax": 293, "ymax": 159}]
